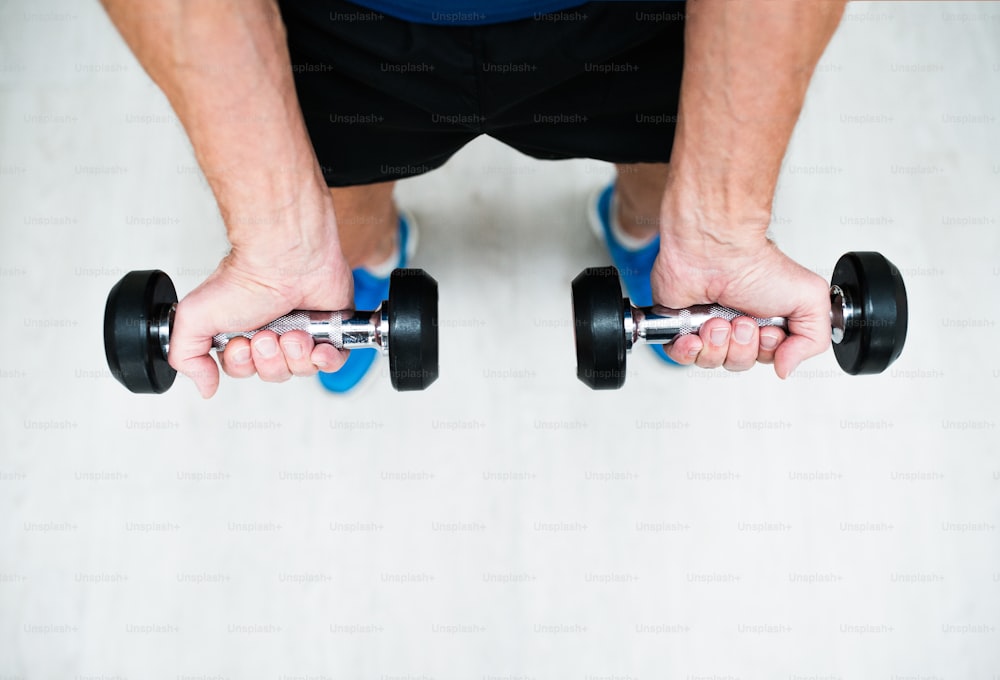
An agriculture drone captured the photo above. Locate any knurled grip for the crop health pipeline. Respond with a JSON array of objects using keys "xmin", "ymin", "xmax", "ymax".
[
  {"xmin": 707, "ymin": 305, "xmax": 787, "ymax": 328},
  {"xmin": 211, "ymin": 311, "xmax": 343, "ymax": 350},
  {"xmin": 675, "ymin": 304, "xmax": 788, "ymax": 336}
]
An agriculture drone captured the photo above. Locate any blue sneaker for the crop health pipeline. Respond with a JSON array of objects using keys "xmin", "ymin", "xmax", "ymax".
[
  {"xmin": 587, "ymin": 183, "xmax": 678, "ymax": 366},
  {"xmin": 318, "ymin": 211, "xmax": 418, "ymax": 393}
]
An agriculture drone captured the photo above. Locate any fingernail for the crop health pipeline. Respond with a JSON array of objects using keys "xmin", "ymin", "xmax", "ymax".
[
  {"xmin": 255, "ymin": 338, "xmax": 278, "ymax": 358},
  {"xmin": 710, "ymin": 327, "xmax": 729, "ymax": 347},
  {"xmin": 733, "ymin": 321, "xmax": 754, "ymax": 345},
  {"xmin": 687, "ymin": 346, "xmax": 701, "ymax": 358},
  {"xmin": 285, "ymin": 342, "xmax": 303, "ymax": 360},
  {"xmin": 233, "ymin": 347, "xmax": 251, "ymax": 365},
  {"xmin": 760, "ymin": 333, "xmax": 779, "ymax": 351}
]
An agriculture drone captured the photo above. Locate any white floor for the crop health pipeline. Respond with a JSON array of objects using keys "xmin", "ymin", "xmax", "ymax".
[{"xmin": 2, "ymin": 1, "xmax": 999, "ymax": 677}]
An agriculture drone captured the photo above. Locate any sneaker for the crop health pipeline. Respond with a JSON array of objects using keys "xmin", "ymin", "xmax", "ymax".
[
  {"xmin": 587, "ymin": 182, "xmax": 678, "ymax": 366},
  {"xmin": 317, "ymin": 211, "xmax": 419, "ymax": 393}
]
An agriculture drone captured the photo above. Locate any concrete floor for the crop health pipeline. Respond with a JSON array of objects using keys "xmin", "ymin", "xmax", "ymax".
[{"xmin": 1, "ymin": 1, "xmax": 999, "ymax": 677}]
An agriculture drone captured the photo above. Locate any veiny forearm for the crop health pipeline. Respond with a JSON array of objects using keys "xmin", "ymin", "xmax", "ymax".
[
  {"xmin": 100, "ymin": 0, "xmax": 337, "ymax": 261},
  {"xmin": 665, "ymin": 0, "xmax": 847, "ymax": 252}
]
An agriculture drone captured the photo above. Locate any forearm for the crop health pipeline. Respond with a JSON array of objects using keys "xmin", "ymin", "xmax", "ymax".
[
  {"xmin": 664, "ymin": 0, "xmax": 847, "ymax": 254},
  {"xmin": 100, "ymin": 0, "xmax": 336, "ymax": 264}
]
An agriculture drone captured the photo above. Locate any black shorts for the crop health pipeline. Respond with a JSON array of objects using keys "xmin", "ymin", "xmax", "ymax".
[{"xmin": 278, "ymin": 0, "xmax": 686, "ymax": 186}]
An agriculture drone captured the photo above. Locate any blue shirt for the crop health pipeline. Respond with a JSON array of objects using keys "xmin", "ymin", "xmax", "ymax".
[{"xmin": 346, "ymin": 0, "xmax": 591, "ymax": 25}]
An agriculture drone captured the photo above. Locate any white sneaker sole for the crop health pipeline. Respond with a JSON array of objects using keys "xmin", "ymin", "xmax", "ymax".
[
  {"xmin": 398, "ymin": 207, "xmax": 420, "ymax": 265},
  {"xmin": 586, "ymin": 184, "xmax": 613, "ymax": 246}
]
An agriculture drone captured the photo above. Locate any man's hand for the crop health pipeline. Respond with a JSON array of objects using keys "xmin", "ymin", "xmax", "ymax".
[
  {"xmin": 169, "ymin": 243, "xmax": 353, "ymax": 398},
  {"xmin": 651, "ymin": 228, "xmax": 830, "ymax": 378},
  {"xmin": 100, "ymin": 0, "xmax": 357, "ymax": 397},
  {"xmin": 652, "ymin": 0, "xmax": 847, "ymax": 376}
]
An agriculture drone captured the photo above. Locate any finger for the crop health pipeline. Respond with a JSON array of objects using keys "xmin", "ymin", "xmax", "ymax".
[
  {"xmin": 312, "ymin": 345, "xmax": 349, "ymax": 373},
  {"xmin": 169, "ymin": 353, "xmax": 220, "ymax": 399},
  {"xmin": 220, "ymin": 337, "xmax": 255, "ymax": 379},
  {"xmin": 167, "ymin": 311, "xmax": 219, "ymax": 399},
  {"xmin": 773, "ymin": 313, "xmax": 831, "ymax": 378},
  {"xmin": 279, "ymin": 330, "xmax": 318, "ymax": 377},
  {"xmin": 250, "ymin": 331, "xmax": 292, "ymax": 383},
  {"xmin": 772, "ymin": 277, "xmax": 834, "ymax": 378},
  {"xmin": 774, "ymin": 332, "xmax": 829, "ymax": 379},
  {"xmin": 664, "ymin": 334, "xmax": 703, "ymax": 366},
  {"xmin": 694, "ymin": 318, "xmax": 731, "ymax": 369},
  {"xmin": 723, "ymin": 317, "xmax": 759, "ymax": 372},
  {"xmin": 756, "ymin": 327, "xmax": 786, "ymax": 366}
]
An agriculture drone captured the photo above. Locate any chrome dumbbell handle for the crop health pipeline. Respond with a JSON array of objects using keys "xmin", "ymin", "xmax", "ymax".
[
  {"xmin": 156, "ymin": 305, "xmax": 389, "ymax": 358},
  {"xmin": 624, "ymin": 285, "xmax": 855, "ymax": 351},
  {"xmin": 625, "ymin": 303, "xmax": 786, "ymax": 350}
]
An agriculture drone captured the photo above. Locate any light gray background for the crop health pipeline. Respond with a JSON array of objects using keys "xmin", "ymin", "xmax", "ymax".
[{"xmin": 1, "ymin": 1, "xmax": 999, "ymax": 678}]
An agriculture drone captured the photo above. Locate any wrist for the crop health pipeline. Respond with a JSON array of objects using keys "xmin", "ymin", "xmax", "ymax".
[
  {"xmin": 657, "ymin": 176, "xmax": 778, "ymax": 298},
  {"xmin": 222, "ymin": 234, "xmax": 350, "ymax": 310},
  {"xmin": 225, "ymin": 175, "xmax": 342, "ymax": 269},
  {"xmin": 659, "ymin": 166, "xmax": 774, "ymax": 260}
]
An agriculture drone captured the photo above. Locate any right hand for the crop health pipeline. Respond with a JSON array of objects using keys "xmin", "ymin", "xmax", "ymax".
[
  {"xmin": 167, "ymin": 242, "xmax": 354, "ymax": 398},
  {"xmin": 651, "ymin": 237, "xmax": 831, "ymax": 378}
]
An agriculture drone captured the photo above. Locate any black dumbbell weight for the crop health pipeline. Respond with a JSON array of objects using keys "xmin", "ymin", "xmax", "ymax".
[
  {"xmin": 571, "ymin": 251, "xmax": 907, "ymax": 389},
  {"xmin": 104, "ymin": 268, "xmax": 438, "ymax": 393}
]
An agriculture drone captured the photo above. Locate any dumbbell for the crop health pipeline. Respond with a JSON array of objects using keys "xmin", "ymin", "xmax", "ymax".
[
  {"xmin": 104, "ymin": 268, "xmax": 438, "ymax": 393},
  {"xmin": 572, "ymin": 251, "xmax": 908, "ymax": 389}
]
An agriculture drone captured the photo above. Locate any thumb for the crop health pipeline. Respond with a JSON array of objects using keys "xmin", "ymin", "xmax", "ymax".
[
  {"xmin": 167, "ymin": 301, "xmax": 220, "ymax": 398},
  {"xmin": 171, "ymin": 352, "xmax": 220, "ymax": 399},
  {"xmin": 773, "ymin": 312, "xmax": 830, "ymax": 379}
]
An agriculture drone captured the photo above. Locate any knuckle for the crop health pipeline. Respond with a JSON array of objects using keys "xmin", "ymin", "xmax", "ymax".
[
  {"xmin": 668, "ymin": 351, "xmax": 690, "ymax": 365},
  {"xmin": 696, "ymin": 357, "xmax": 722, "ymax": 370},
  {"xmin": 725, "ymin": 359, "xmax": 753, "ymax": 373},
  {"xmin": 225, "ymin": 365, "xmax": 252, "ymax": 379}
]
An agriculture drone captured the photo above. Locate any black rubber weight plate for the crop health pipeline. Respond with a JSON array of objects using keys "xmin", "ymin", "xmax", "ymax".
[
  {"xmin": 104, "ymin": 270, "xmax": 178, "ymax": 394},
  {"xmin": 831, "ymin": 252, "xmax": 908, "ymax": 375},
  {"xmin": 572, "ymin": 267, "xmax": 627, "ymax": 389},
  {"xmin": 387, "ymin": 269, "xmax": 439, "ymax": 391}
]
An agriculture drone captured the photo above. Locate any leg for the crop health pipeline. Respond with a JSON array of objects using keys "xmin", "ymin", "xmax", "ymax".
[
  {"xmin": 609, "ymin": 161, "xmax": 679, "ymax": 367},
  {"xmin": 318, "ymin": 180, "xmax": 405, "ymax": 393},
  {"xmin": 329, "ymin": 180, "xmax": 398, "ymax": 269},
  {"xmin": 614, "ymin": 162, "xmax": 669, "ymax": 241}
]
